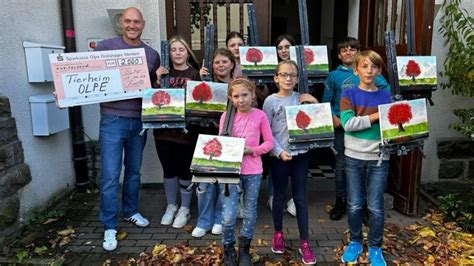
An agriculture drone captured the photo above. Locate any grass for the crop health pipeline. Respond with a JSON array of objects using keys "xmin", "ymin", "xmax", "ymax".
[
  {"xmin": 186, "ymin": 102, "xmax": 226, "ymax": 112},
  {"xmin": 289, "ymin": 125, "xmax": 334, "ymax": 136},
  {"xmin": 307, "ymin": 64, "xmax": 329, "ymax": 72},
  {"xmin": 382, "ymin": 122, "xmax": 429, "ymax": 139},
  {"xmin": 191, "ymin": 158, "xmax": 241, "ymax": 169},
  {"xmin": 399, "ymin": 77, "xmax": 437, "ymax": 86},
  {"xmin": 142, "ymin": 106, "xmax": 184, "ymax": 115},
  {"xmin": 241, "ymin": 64, "xmax": 276, "ymax": 71}
]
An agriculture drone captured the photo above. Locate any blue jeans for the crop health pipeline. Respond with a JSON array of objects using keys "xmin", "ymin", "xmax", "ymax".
[
  {"xmin": 345, "ymin": 156, "xmax": 388, "ymax": 248},
  {"xmin": 270, "ymin": 153, "xmax": 309, "ymax": 240},
  {"xmin": 196, "ymin": 182, "xmax": 223, "ymax": 230},
  {"xmin": 220, "ymin": 174, "xmax": 262, "ymax": 245},
  {"xmin": 99, "ymin": 114, "xmax": 146, "ymax": 230},
  {"xmin": 334, "ymin": 128, "xmax": 346, "ymax": 200}
]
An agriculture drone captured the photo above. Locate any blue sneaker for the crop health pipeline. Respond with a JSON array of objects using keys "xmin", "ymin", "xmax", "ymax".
[
  {"xmin": 341, "ymin": 241, "xmax": 363, "ymax": 263},
  {"xmin": 368, "ymin": 247, "xmax": 387, "ymax": 266}
]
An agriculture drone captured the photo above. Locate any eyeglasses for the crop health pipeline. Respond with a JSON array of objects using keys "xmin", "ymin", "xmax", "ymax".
[{"xmin": 277, "ymin": 72, "xmax": 298, "ymax": 79}]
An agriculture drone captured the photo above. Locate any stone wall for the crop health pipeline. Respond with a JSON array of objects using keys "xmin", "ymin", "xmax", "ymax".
[
  {"xmin": 437, "ymin": 138, "xmax": 474, "ymax": 180},
  {"xmin": 0, "ymin": 96, "xmax": 32, "ymax": 248}
]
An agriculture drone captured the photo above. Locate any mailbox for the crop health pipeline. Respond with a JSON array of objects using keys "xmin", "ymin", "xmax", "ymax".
[
  {"xmin": 29, "ymin": 94, "xmax": 69, "ymax": 136},
  {"xmin": 23, "ymin": 41, "xmax": 65, "ymax": 82}
]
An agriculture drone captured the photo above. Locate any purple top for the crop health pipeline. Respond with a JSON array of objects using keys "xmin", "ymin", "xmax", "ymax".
[{"xmin": 95, "ymin": 37, "xmax": 160, "ymax": 118}]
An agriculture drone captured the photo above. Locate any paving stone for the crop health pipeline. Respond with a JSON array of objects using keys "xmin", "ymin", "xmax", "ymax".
[
  {"xmin": 126, "ymin": 233, "xmax": 152, "ymax": 240},
  {"xmin": 317, "ymin": 240, "xmax": 343, "ymax": 247},
  {"xmin": 151, "ymin": 233, "xmax": 177, "ymax": 240},
  {"xmin": 117, "ymin": 246, "xmax": 146, "ymax": 253}
]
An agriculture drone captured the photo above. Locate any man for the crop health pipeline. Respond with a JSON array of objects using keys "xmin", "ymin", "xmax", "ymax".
[{"xmin": 94, "ymin": 7, "xmax": 160, "ymax": 251}]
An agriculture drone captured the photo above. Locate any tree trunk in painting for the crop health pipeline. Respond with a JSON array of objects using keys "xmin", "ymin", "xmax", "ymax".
[{"xmin": 388, "ymin": 103, "xmax": 413, "ymax": 132}]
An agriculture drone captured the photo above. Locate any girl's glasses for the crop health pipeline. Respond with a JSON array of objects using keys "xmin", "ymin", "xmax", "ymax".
[{"xmin": 277, "ymin": 73, "xmax": 298, "ymax": 79}]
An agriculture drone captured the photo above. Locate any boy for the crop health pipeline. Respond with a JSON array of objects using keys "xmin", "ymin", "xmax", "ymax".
[
  {"xmin": 340, "ymin": 50, "xmax": 391, "ymax": 265},
  {"xmin": 322, "ymin": 37, "xmax": 389, "ymax": 221}
]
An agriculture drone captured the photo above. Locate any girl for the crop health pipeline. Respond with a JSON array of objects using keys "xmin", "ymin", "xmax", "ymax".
[
  {"xmin": 262, "ymin": 60, "xmax": 317, "ymax": 265},
  {"xmin": 226, "ymin": 31, "xmax": 245, "ymax": 78},
  {"xmin": 192, "ymin": 48, "xmax": 236, "ymax": 238},
  {"xmin": 266, "ymin": 34, "xmax": 297, "ymax": 217},
  {"xmin": 275, "ymin": 34, "xmax": 296, "ymax": 61},
  {"xmin": 219, "ymin": 78, "xmax": 274, "ymax": 265},
  {"xmin": 153, "ymin": 36, "xmax": 200, "ymax": 229}
]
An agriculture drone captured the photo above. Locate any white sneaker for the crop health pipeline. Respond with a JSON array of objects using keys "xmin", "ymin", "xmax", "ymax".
[
  {"xmin": 191, "ymin": 227, "xmax": 207, "ymax": 238},
  {"xmin": 287, "ymin": 198, "xmax": 297, "ymax": 217},
  {"xmin": 172, "ymin": 207, "xmax": 191, "ymax": 228},
  {"xmin": 102, "ymin": 229, "xmax": 117, "ymax": 251},
  {"xmin": 267, "ymin": 196, "xmax": 273, "ymax": 211},
  {"xmin": 211, "ymin": 224, "xmax": 222, "ymax": 235},
  {"xmin": 161, "ymin": 204, "xmax": 178, "ymax": 225},
  {"xmin": 124, "ymin": 213, "xmax": 150, "ymax": 227}
]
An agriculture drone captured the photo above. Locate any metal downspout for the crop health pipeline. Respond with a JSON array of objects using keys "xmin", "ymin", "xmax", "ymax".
[{"xmin": 60, "ymin": 0, "xmax": 89, "ymax": 193}]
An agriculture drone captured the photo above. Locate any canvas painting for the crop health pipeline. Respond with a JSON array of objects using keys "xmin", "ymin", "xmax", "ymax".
[
  {"xmin": 396, "ymin": 56, "xmax": 437, "ymax": 86},
  {"xmin": 185, "ymin": 81, "xmax": 228, "ymax": 115},
  {"xmin": 190, "ymin": 134, "xmax": 245, "ymax": 177},
  {"xmin": 379, "ymin": 99, "xmax": 429, "ymax": 145},
  {"xmin": 289, "ymin": 46, "xmax": 329, "ymax": 74},
  {"xmin": 141, "ymin": 88, "xmax": 185, "ymax": 123},
  {"xmin": 285, "ymin": 103, "xmax": 334, "ymax": 143},
  {"xmin": 239, "ymin": 46, "xmax": 278, "ymax": 75}
]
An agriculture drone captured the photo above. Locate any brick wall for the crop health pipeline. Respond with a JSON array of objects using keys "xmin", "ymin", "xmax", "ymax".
[{"xmin": 0, "ymin": 96, "xmax": 32, "ymax": 248}]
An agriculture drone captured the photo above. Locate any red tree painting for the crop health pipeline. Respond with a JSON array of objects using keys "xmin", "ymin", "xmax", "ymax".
[
  {"xmin": 246, "ymin": 48, "xmax": 263, "ymax": 66},
  {"xmin": 405, "ymin": 60, "xmax": 421, "ymax": 81},
  {"xmin": 304, "ymin": 48, "xmax": 314, "ymax": 66},
  {"xmin": 387, "ymin": 103, "xmax": 413, "ymax": 132},
  {"xmin": 295, "ymin": 110, "xmax": 311, "ymax": 132},
  {"xmin": 192, "ymin": 82, "xmax": 213, "ymax": 103},
  {"xmin": 203, "ymin": 137, "xmax": 222, "ymax": 160},
  {"xmin": 151, "ymin": 90, "xmax": 171, "ymax": 109}
]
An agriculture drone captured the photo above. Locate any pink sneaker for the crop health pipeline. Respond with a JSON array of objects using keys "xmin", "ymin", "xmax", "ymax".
[
  {"xmin": 271, "ymin": 231, "xmax": 285, "ymax": 254},
  {"xmin": 299, "ymin": 240, "xmax": 317, "ymax": 264}
]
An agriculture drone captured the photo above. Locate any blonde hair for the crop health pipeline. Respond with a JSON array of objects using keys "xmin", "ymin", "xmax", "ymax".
[
  {"xmin": 168, "ymin": 35, "xmax": 198, "ymax": 68},
  {"xmin": 354, "ymin": 50, "xmax": 384, "ymax": 70},
  {"xmin": 274, "ymin": 60, "xmax": 299, "ymax": 75},
  {"xmin": 228, "ymin": 78, "xmax": 256, "ymax": 97}
]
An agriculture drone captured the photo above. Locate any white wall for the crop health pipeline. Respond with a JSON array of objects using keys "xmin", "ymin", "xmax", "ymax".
[
  {"xmin": 421, "ymin": 1, "xmax": 474, "ymax": 183},
  {"xmin": 1, "ymin": 1, "xmax": 73, "ymax": 219},
  {"xmin": 0, "ymin": 0, "xmax": 166, "ymax": 220}
]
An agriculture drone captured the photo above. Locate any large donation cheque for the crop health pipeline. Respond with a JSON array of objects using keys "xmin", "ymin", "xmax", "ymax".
[{"xmin": 49, "ymin": 48, "xmax": 151, "ymax": 108}]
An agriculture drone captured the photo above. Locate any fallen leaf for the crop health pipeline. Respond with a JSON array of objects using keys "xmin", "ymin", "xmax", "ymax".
[
  {"xmin": 43, "ymin": 218, "xmax": 60, "ymax": 225},
  {"xmin": 57, "ymin": 228, "xmax": 75, "ymax": 236},
  {"xmin": 59, "ymin": 236, "xmax": 70, "ymax": 247},
  {"xmin": 116, "ymin": 230, "xmax": 128, "ymax": 241}
]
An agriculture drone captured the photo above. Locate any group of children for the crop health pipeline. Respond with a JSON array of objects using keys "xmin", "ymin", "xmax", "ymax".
[{"xmin": 152, "ymin": 32, "xmax": 391, "ymax": 265}]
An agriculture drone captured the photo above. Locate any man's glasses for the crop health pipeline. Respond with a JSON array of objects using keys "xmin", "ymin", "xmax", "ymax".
[{"xmin": 277, "ymin": 72, "xmax": 298, "ymax": 79}]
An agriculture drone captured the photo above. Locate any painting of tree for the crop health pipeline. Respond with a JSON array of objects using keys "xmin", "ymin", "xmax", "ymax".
[
  {"xmin": 388, "ymin": 103, "xmax": 413, "ymax": 132},
  {"xmin": 304, "ymin": 48, "xmax": 314, "ymax": 66},
  {"xmin": 151, "ymin": 90, "xmax": 171, "ymax": 109},
  {"xmin": 405, "ymin": 60, "xmax": 421, "ymax": 81},
  {"xmin": 295, "ymin": 110, "xmax": 311, "ymax": 132},
  {"xmin": 192, "ymin": 82, "xmax": 213, "ymax": 103},
  {"xmin": 246, "ymin": 48, "xmax": 263, "ymax": 66},
  {"xmin": 203, "ymin": 137, "xmax": 222, "ymax": 160}
]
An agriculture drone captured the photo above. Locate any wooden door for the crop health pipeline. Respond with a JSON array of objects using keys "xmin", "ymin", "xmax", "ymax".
[
  {"xmin": 358, "ymin": 0, "xmax": 435, "ymax": 215},
  {"xmin": 165, "ymin": 0, "xmax": 271, "ymax": 63}
]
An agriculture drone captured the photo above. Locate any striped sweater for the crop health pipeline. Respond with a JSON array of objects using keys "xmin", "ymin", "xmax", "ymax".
[{"xmin": 340, "ymin": 87, "xmax": 391, "ymax": 161}]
